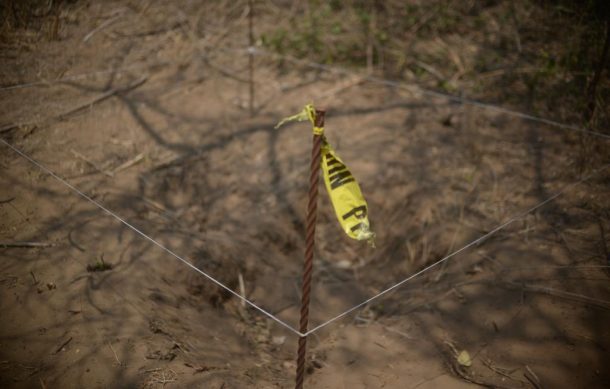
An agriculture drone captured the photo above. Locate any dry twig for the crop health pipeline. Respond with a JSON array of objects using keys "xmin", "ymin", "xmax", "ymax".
[
  {"xmin": 83, "ymin": 14, "xmax": 123, "ymax": 42},
  {"xmin": 107, "ymin": 341, "xmax": 122, "ymax": 366},
  {"xmin": 482, "ymin": 359, "xmax": 523, "ymax": 384},
  {"xmin": 111, "ymin": 153, "xmax": 145, "ymax": 175},
  {"xmin": 70, "ymin": 149, "xmax": 114, "ymax": 177},
  {"xmin": 502, "ymin": 281, "xmax": 610, "ymax": 310},
  {"xmin": 524, "ymin": 365, "xmax": 542, "ymax": 389},
  {"xmin": 0, "ymin": 241, "xmax": 55, "ymax": 248},
  {"xmin": 54, "ymin": 337, "xmax": 73, "ymax": 354}
]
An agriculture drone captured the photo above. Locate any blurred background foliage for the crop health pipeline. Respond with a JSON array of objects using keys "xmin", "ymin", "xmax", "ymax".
[
  {"xmin": 1, "ymin": 0, "xmax": 608, "ymax": 133},
  {"xmin": 259, "ymin": 0, "xmax": 609, "ymax": 132}
]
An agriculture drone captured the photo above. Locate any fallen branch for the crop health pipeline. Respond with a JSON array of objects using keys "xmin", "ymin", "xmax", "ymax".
[
  {"xmin": 0, "ymin": 76, "xmax": 147, "ymax": 134},
  {"xmin": 56, "ymin": 76, "xmax": 148, "ymax": 120}
]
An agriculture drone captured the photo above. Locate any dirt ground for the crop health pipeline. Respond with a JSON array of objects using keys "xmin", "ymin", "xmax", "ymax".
[{"xmin": 1, "ymin": 1, "xmax": 609, "ymax": 388}]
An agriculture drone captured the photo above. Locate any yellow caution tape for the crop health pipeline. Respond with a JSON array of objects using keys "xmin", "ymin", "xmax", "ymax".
[
  {"xmin": 321, "ymin": 140, "xmax": 375, "ymax": 245},
  {"xmin": 274, "ymin": 104, "xmax": 323, "ymax": 135},
  {"xmin": 276, "ymin": 104, "xmax": 375, "ymax": 246}
]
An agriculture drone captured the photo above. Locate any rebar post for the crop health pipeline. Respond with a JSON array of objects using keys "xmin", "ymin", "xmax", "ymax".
[{"xmin": 295, "ymin": 109, "xmax": 325, "ymax": 389}]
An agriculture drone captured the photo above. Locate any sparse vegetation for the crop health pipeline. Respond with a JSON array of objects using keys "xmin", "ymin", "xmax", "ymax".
[
  {"xmin": 260, "ymin": 0, "xmax": 609, "ymax": 135},
  {"xmin": 86, "ymin": 256, "xmax": 113, "ymax": 272}
]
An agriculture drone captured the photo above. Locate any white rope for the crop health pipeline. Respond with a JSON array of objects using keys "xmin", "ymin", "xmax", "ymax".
[
  {"xmin": 2, "ymin": 44, "xmax": 608, "ymax": 140},
  {"xmin": 2, "ymin": 48, "xmax": 609, "ymax": 336},
  {"xmin": 3, "ymin": 137, "xmax": 606, "ymax": 337},
  {"xmin": 242, "ymin": 47, "xmax": 610, "ymax": 141},
  {"xmin": 304, "ymin": 163, "xmax": 609, "ymax": 336},
  {"xmin": 0, "ymin": 138, "xmax": 304, "ymax": 337}
]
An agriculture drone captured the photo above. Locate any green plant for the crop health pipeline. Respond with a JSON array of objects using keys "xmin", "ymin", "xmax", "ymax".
[{"xmin": 87, "ymin": 256, "xmax": 113, "ymax": 272}]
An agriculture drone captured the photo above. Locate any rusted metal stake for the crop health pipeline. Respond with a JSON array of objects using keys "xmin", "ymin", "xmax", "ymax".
[{"xmin": 295, "ymin": 109, "xmax": 325, "ymax": 389}]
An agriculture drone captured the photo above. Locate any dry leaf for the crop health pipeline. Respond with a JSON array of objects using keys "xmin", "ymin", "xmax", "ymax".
[{"xmin": 457, "ymin": 350, "xmax": 472, "ymax": 367}]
